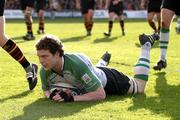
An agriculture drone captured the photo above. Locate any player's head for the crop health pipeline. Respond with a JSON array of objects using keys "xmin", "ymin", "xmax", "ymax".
[{"xmin": 36, "ymin": 34, "xmax": 64, "ymax": 57}]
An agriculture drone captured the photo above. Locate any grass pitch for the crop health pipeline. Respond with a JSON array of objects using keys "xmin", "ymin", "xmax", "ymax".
[{"xmin": 0, "ymin": 18, "xmax": 180, "ymax": 120}]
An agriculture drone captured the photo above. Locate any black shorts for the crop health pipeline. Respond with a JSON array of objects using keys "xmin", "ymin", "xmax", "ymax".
[
  {"xmin": 80, "ymin": 0, "xmax": 95, "ymax": 14},
  {"xmin": 109, "ymin": 1, "xmax": 124, "ymax": 16},
  {"xmin": 148, "ymin": 0, "xmax": 162, "ymax": 13},
  {"xmin": 20, "ymin": 0, "xmax": 35, "ymax": 10},
  {"xmin": 0, "ymin": 0, "xmax": 5, "ymax": 16},
  {"xmin": 35, "ymin": 0, "xmax": 46, "ymax": 13},
  {"xmin": 98, "ymin": 67, "xmax": 130, "ymax": 95},
  {"xmin": 162, "ymin": 0, "xmax": 180, "ymax": 15}
]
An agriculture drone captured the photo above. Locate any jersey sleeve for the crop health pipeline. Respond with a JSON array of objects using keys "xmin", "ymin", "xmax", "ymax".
[{"xmin": 79, "ymin": 68, "xmax": 102, "ymax": 92}]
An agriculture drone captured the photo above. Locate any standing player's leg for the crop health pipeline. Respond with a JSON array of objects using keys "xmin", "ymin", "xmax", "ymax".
[
  {"xmin": 119, "ymin": 14, "xmax": 125, "ymax": 36},
  {"xmin": 86, "ymin": 9, "xmax": 94, "ymax": 36},
  {"xmin": 153, "ymin": 9, "xmax": 174, "ymax": 71},
  {"xmin": 147, "ymin": 12, "xmax": 158, "ymax": 33},
  {"xmin": 104, "ymin": 12, "xmax": 115, "ymax": 36},
  {"xmin": 49, "ymin": 0, "xmax": 55, "ymax": 19},
  {"xmin": 20, "ymin": 0, "xmax": 35, "ymax": 40},
  {"xmin": 118, "ymin": 1, "xmax": 125, "ymax": 36},
  {"xmin": 0, "ymin": 0, "xmax": 38, "ymax": 90},
  {"xmin": 80, "ymin": 0, "xmax": 95, "ymax": 36},
  {"xmin": 36, "ymin": 0, "xmax": 46, "ymax": 34},
  {"xmin": 156, "ymin": 12, "xmax": 161, "ymax": 34}
]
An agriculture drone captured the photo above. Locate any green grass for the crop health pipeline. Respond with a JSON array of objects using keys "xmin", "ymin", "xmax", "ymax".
[{"xmin": 0, "ymin": 18, "xmax": 180, "ymax": 120}]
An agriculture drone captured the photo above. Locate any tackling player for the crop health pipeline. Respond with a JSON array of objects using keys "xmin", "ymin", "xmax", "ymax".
[
  {"xmin": 0, "ymin": 0, "xmax": 38, "ymax": 90},
  {"xmin": 35, "ymin": 33, "xmax": 159, "ymax": 102}
]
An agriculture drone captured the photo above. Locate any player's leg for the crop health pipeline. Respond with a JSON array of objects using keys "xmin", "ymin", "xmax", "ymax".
[
  {"xmin": 37, "ymin": 9, "xmax": 45, "ymax": 34},
  {"xmin": 22, "ymin": 1, "xmax": 35, "ymax": 40},
  {"xmin": 36, "ymin": 0, "xmax": 46, "ymax": 34},
  {"xmin": 0, "ymin": 0, "xmax": 7, "ymax": 46},
  {"xmin": 86, "ymin": 9, "xmax": 94, "ymax": 36},
  {"xmin": 96, "ymin": 52, "xmax": 111, "ymax": 67},
  {"xmin": 156, "ymin": 12, "xmax": 161, "ymax": 34},
  {"xmin": 81, "ymin": 0, "xmax": 94, "ymax": 36},
  {"xmin": 0, "ymin": 4, "xmax": 38, "ymax": 90},
  {"xmin": 119, "ymin": 14, "xmax": 125, "ymax": 36},
  {"xmin": 153, "ymin": 8, "xmax": 174, "ymax": 71},
  {"xmin": 147, "ymin": 12, "xmax": 157, "ymax": 33},
  {"xmin": 104, "ymin": 12, "xmax": 115, "ymax": 36},
  {"xmin": 83, "ymin": 13, "xmax": 90, "ymax": 35},
  {"xmin": 128, "ymin": 33, "xmax": 159, "ymax": 94},
  {"xmin": 49, "ymin": 0, "xmax": 55, "ymax": 19},
  {"xmin": 118, "ymin": 1, "xmax": 125, "ymax": 36}
]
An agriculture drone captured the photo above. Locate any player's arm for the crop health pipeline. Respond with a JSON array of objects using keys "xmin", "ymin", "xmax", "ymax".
[
  {"xmin": 73, "ymin": 86, "xmax": 106, "ymax": 101},
  {"xmin": 48, "ymin": 71, "xmax": 106, "ymax": 102},
  {"xmin": 48, "ymin": 86, "xmax": 106, "ymax": 102}
]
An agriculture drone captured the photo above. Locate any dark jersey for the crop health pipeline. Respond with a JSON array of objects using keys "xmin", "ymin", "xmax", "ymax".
[
  {"xmin": 161, "ymin": 0, "xmax": 180, "ymax": 15},
  {"xmin": 0, "ymin": 0, "xmax": 5, "ymax": 16}
]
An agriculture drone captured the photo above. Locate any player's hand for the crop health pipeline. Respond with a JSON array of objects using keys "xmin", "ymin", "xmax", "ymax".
[
  {"xmin": 59, "ymin": 91, "xmax": 74, "ymax": 102},
  {"xmin": 49, "ymin": 89, "xmax": 63, "ymax": 102},
  {"xmin": 52, "ymin": 94, "xmax": 64, "ymax": 102}
]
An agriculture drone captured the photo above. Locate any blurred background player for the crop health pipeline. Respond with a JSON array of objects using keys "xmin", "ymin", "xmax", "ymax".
[
  {"xmin": 104, "ymin": 0, "xmax": 125, "ymax": 36},
  {"xmin": 141, "ymin": 0, "xmax": 162, "ymax": 34},
  {"xmin": 20, "ymin": 0, "xmax": 46, "ymax": 40},
  {"xmin": 153, "ymin": 0, "xmax": 180, "ymax": 71},
  {"xmin": 49, "ymin": 0, "xmax": 56, "ymax": 19},
  {"xmin": 20, "ymin": 0, "xmax": 35, "ymax": 40},
  {"xmin": 0, "ymin": 0, "xmax": 38, "ymax": 90},
  {"xmin": 49, "ymin": 0, "xmax": 62, "ymax": 19},
  {"xmin": 76, "ymin": 0, "xmax": 102, "ymax": 36}
]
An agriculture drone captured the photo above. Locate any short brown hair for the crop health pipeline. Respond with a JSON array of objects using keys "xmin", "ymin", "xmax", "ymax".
[{"xmin": 36, "ymin": 34, "xmax": 64, "ymax": 56}]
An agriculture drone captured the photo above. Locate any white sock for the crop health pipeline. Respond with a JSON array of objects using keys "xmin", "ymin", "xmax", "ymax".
[
  {"xmin": 96, "ymin": 59, "xmax": 108, "ymax": 67},
  {"xmin": 134, "ymin": 42, "xmax": 151, "ymax": 81},
  {"xmin": 160, "ymin": 29, "xmax": 170, "ymax": 61}
]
